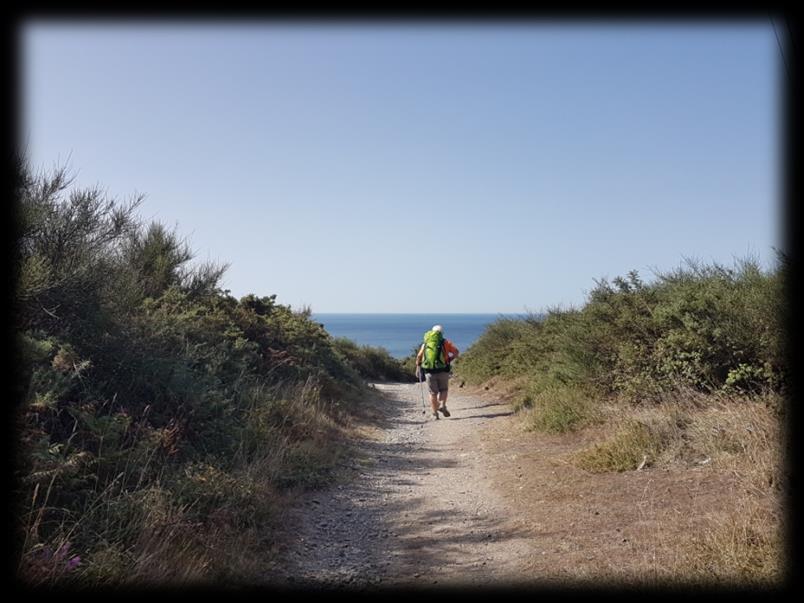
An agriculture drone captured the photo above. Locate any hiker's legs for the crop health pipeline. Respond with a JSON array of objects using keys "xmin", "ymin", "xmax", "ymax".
[
  {"xmin": 426, "ymin": 374, "xmax": 440, "ymax": 414},
  {"xmin": 433, "ymin": 373, "xmax": 449, "ymax": 407},
  {"xmin": 426, "ymin": 372, "xmax": 450, "ymax": 416},
  {"xmin": 433, "ymin": 373, "xmax": 450, "ymax": 412},
  {"xmin": 429, "ymin": 392, "xmax": 439, "ymax": 413},
  {"xmin": 434, "ymin": 373, "xmax": 451, "ymax": 416}
]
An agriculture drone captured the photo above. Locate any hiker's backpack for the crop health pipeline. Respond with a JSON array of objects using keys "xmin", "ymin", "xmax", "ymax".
[{"xmin": 421, "ymin": 329, "xmax": 448, "ymax": 371}]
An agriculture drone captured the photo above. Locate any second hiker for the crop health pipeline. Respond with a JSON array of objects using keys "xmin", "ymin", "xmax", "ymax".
[{"xmin": 415, "ymin": 324, "xmax": 459, "ymax": 420}]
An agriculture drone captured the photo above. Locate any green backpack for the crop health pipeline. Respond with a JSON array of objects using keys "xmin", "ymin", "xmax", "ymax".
[{"xmin": 421, "ymin": 329, "xmax": 447, "ymax": 370}]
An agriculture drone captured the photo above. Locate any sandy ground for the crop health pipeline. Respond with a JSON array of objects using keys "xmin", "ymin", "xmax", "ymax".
[{"xmin": 264, "ymin": 380, "xmax": 743, "ymax": 591}]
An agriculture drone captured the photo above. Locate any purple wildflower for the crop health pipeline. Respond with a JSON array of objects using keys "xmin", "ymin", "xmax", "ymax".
[{"xmin": 53, "ymin": 542, "xmax": 71, "ymax": 561}]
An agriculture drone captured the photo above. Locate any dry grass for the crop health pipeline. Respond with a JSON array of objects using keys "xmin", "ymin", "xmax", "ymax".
[
  {"xmin": 567, "ymin": 388, "xmax": 787, "ymax": 586},
  {"xmin": 660, "ymin": 393, "xmax": 787, "ymax": 586},
  {"xmin": 18, "ymin": 379, "xmax": 360, "ymax": 587},
  {"xmin": 573, "ymin": 418, "xmax": 670, "ymax": 473},
  {"xmin": 674, "ymin": 501, "xmax": 784, "ymax": 586}
]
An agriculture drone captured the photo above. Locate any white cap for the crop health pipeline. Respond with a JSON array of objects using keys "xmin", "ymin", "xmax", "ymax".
[{"xmin": 432, "ymin": 324, "xmax": 443, "ymax": 332}]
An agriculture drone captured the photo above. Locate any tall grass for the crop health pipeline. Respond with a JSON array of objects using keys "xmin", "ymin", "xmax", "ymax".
[
  {"xmin": 12, "ymin": 162, "xmax": 388, "ymax": 585},
  {"xmin": 518, "ymin": 384, "xmax": 602, "ymax": 434}
]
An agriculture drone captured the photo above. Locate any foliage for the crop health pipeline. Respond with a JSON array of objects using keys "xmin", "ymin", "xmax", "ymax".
[
  {"xmin": 331, "ymin": 337, "xmax": 415, "ymax": 382},
  {"xmin": 520, "ymin": 384, "xmax": 601, "ymax": 434},
  {"xmin": 12, "ymin": 161, "xmax": 386, "ymax": 585},
  {"xmin": 456, "ymin": 256, "xmax": 787, "ymax": 407}
]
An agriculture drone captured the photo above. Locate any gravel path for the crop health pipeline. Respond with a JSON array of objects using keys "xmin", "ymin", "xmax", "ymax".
[
  {"xmin": 264, "ymin": 380, "xmax": 756, "ymax": 590},
  {"xmin": 268, "ymin": 381, "xmax": 538, "ymax": 590}
]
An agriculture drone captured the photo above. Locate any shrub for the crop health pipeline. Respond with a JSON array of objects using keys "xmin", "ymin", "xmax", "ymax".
[
  {"xmin": 522, "ymin": 384, "xmax": 601, "ymax": 434},
  {"xmin": 332, "ymin": 337, "xmax": 415, "ymax": 382},
  {"xmin": 456, "ymin": 257, "xmax": 787, "ymax": 404},
  {"xmin": 12, "ymin": 161, "xmax": 373, "ymax": 585}
]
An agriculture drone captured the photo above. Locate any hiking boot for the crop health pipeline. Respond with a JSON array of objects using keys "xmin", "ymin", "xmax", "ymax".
[{"xmin": 438, "ymin": 405, "xmax": 451, "ymax": 417}]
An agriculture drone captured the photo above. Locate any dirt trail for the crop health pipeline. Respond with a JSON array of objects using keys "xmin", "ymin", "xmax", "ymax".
[{"xmin": 266, "ymin": 381, "xmax": 737, "ymax": 590}]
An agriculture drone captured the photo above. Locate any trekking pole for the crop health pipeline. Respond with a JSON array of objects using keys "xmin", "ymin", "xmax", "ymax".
[
  {"xmin": 416, "ymin": 367, "xmax": 427, "ymax": 415},
  {"xmin": 419, "ymin": 380, "xmax": 428, "ymax": 415}
]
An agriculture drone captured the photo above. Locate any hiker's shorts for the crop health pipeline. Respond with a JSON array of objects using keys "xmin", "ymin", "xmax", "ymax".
[{"xmin": 425, "ymin": 371, "xmax": 450, "ymax": 395}]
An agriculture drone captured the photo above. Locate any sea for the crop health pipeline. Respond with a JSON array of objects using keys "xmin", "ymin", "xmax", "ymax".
[{"xmin": 311, "ymin": 313, "xmax": 527, "ymax": 359}]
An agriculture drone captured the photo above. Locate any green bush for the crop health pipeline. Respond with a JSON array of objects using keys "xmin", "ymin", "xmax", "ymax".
[
  {"xmin": 456, "ymin": 257, "xmax": 787, "ymax": 405},
  {"xmin": 12, "ymin": 161, "xmax": 373, "ymax": 585},
  {"xmin": 523, "ymin": 384, "xmax": 601, "ymax": 434},
  {"xmin": 332, "ymin": 337, "xmax": 415, "ymax": 382}
]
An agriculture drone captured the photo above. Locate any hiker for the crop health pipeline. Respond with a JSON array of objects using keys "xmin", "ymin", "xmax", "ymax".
[{"xmin": 415, "ymin": 325, "xmax": 459, "ymax": 420}]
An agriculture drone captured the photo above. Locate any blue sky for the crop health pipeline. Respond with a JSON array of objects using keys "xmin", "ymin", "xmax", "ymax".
[{"xmin": 21, "ymin": 21, "xmax": 782, "ymax": 313}]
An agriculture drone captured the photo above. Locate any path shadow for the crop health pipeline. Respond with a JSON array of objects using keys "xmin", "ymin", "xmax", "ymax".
[
  {"xmin": 459, "ymin": 401, "xmax": 508, "ymax": 412},
  {"xmin": 448, "ymin": 411, "xmax": 514, "ymax": 421}
]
